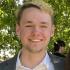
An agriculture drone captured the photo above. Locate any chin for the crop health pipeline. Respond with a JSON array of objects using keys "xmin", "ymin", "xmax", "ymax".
[{"xmin": 27, "ymin": 47, "xmax": 44, "ymax": 53}]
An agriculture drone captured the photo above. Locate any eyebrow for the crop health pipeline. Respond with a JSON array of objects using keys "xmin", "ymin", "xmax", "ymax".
[
  {"xmin": 27, "ymin": 21, "xmax": 32, "ymax": 23},
  {"xmin": 41, "ymin": 22, "xmax": 48, "ymax": 24}
]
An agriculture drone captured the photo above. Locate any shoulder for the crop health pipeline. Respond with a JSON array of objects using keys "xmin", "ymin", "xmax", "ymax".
[
  {"xmin": 54, "ymin": 52, "xmax": 65, "ymax": 58},
  {"xmin": 0, "ymin": 55, "xmax": 17, "ymax": 70},
  {"xmin": 48, "ymin": 52, "xmax": 64, "ymax": 61},
  {"xmin": 48, "ymin": 52, "xmax": 65, "ymax": 70}
]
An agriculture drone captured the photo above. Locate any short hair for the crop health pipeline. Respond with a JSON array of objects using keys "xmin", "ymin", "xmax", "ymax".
[
  {"xmin": 16, "ymin": 0, "xmax": 54, "ymax": 24},
  {"xmin": 54, "ymin": 40, "xmax": 65, "ymax": 52}
]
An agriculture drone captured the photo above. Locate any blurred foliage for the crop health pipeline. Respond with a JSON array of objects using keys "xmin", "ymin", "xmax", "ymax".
[{"xmin": 0, "ymin": 0, "xmax": 70, "ymax": 61}]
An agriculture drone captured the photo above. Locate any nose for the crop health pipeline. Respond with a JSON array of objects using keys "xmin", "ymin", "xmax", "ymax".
[{"xmin": 32, "ymin": 26, "xmax": 41, "ymax": 37}]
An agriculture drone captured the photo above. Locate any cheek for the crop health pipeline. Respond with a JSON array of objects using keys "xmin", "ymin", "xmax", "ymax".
[
  {"xmin": 20, "ymin": 27, "xmax": 31, "ymax": 34},
  {"xmin": 20, "ymin": 28, "xmax": 32, "ymax": 40},
  {"xmin": 20, "ymin": 31, "xmax": 29, "ymax": 45},
  {"xmin": 43, "ymin": 28, "xmax": 52, "ymax": 37}
]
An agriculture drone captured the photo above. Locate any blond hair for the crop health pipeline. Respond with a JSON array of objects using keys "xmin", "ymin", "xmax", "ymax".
[
  {"xmin": 17, "ymin": 0, "xmax": 54, "ymax": 24},
  {"xmin": 24, "ymin": 0, "xmax": 54, "ymax": 16}
]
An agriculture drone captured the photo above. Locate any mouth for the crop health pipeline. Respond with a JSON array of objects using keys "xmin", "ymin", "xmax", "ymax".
[{"xmin": 29, "ymin": 39, "xmax": 43, "ymax": 42}]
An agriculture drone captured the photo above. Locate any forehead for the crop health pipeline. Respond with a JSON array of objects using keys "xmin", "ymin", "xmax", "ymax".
[{"xmin": 21, "ymin": 7, "xmax": 52, "ymax": 22}]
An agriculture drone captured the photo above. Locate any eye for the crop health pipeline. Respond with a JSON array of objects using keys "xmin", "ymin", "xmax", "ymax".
[
  {"xmin": 40, "ymin": 25, "xmax": 47, "ymax": 28},
  {"xmin": 25, "ymin": 25, "xmax": 33, "ymax": 27}
]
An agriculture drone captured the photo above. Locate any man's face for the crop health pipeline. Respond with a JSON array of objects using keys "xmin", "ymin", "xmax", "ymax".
[{"xmin": 16, "ymin": 7, "xmax": 54, "ymax": 53}]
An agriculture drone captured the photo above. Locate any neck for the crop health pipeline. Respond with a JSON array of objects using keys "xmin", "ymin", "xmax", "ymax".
[{"xmin": 20, "ymin": 48, "xmax": 46, "ymax": 68}]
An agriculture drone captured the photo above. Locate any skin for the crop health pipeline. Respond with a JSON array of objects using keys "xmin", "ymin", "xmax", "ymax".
[
  {"xmin": 16, "ymin": 7, "xmax": 54, "ymax": 68},
  {"xmin": 59, "ymin": 47, "xmax": 65, "ymax": 54}
]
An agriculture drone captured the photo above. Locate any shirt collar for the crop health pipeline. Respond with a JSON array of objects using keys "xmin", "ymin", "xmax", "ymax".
[{"xmin": 16, "ymin": 51, "xmax": 54, "ymax": 70}]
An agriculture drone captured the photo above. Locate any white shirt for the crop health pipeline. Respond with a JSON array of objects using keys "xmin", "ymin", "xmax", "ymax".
[{"xmin": 16, "ymin": 51, "xmax": 54, "ymax": 70}]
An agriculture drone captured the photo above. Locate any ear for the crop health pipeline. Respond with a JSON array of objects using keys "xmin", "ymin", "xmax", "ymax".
[
  {"xmin": 51, "ymin": 25, "xmax": 55, "ymax": 37},
  {"xmin": 16, "ymin": 23, "xmax": 20, "ymax": 37}
]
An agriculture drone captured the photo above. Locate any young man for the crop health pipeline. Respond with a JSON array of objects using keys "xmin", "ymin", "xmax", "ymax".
[{"xmin": 0, "ymin": 0, "xmax": 64, "ymax": 70}]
